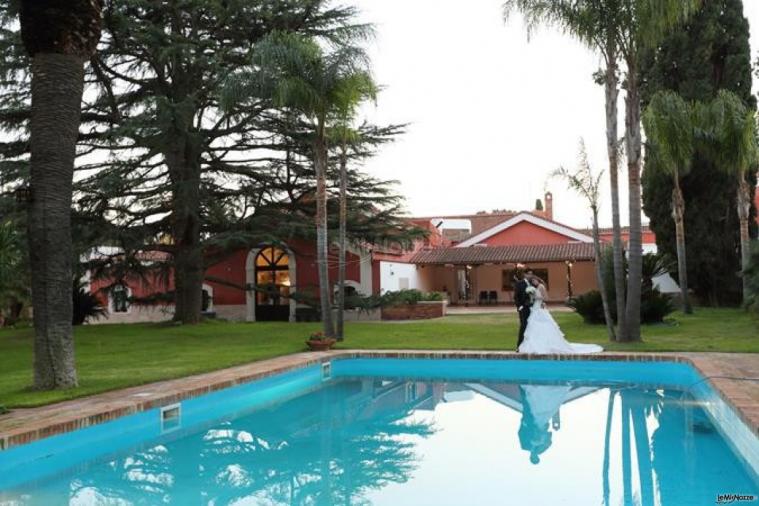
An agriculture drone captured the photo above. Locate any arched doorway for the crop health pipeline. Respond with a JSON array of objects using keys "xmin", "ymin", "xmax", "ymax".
[{"xmin": 250, "ymin": 246, "xmax": 293, "ymax": 321}]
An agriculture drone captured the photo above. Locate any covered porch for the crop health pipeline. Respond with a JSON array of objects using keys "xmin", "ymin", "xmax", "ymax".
[{"xmin": 410, "ymin": 243, "xmax": 598, "ymax": 306}]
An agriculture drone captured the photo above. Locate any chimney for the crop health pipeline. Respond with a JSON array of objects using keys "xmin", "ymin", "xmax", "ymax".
[{"xmin": 544, "ymin": 191, "xmax": 553, "ymax": 220}]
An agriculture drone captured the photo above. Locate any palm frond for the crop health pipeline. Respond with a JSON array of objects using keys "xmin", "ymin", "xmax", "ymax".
[
  {"xmin": 550, "ymin": 138, "xmax": 604, "ymax": 209},
  {"xmin": 642, "ymin": 90, "xmax": 694, "ymax": 179},
  {"xmin": 707, "ymin": 90, "xmax": 758, "ymax": 177}
]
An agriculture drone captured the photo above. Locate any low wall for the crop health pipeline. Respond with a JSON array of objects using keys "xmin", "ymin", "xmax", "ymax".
[
  {"xmin": 381, "ymin": 301, "xmax": 447, "ymax": 321},
  {"xmin": 214, "ymin": 305, "xmax": 247, "ymax": 322},
  {"xmin": 93, "ymin": 305, "xmax": 174, "ymax": 324},
  {"xmin": 342, "ymin": 308, "xmax": 381, "ymax": 322}
]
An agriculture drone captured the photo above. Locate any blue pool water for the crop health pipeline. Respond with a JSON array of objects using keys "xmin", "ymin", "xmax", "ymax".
[{"xmin": 1, "ymin": 358, "xmax": 757, "ymax": 505}]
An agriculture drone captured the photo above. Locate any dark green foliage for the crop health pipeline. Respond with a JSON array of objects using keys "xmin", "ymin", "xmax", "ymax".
[
  {"xmin": 342, "ymin": 290, "xmax": 443, "ymax": 312},
  {"xmin": 569, "ymin": 251, "xmax": 675, "ymax": 324},
  {"xmin": 0, "ymin": 404, "xmax": 7, "ymax": 415},
  {"xmin": 0, "ymin": 1, "xmax": 421, "ymax": 325},
  {"xmin": 746, "ymin": 241, "xmax": 759, "ymax": 313},
  {"xmin": 640, "ymin": 289, "xmax": 676, "ymax": 323},
  {"xmin": 381, "ymin": 289, "xmax": 443, "ymax": 306},
  {"xmin": 72, "ymin": 281, "xmax": 106, "ymax": 326},
  {"xmin": 569, "ymin": 289, "xmax": 674, "ymax": 325},
  {"xmin": 567, "ymin": 290, "xmax": 606, "ymax": 324},
  {"xmin": 0, "ymin": 219, "xmax": 29, "ymax": 325},
  {"xmin": 640, "ymin": 0, "xmax": 757, "ymax": 306}
]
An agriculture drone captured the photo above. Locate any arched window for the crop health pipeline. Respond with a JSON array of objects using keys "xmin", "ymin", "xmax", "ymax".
[{"xmin": 255, "ymin": 246, "xmax": 291, "ymax": 321}]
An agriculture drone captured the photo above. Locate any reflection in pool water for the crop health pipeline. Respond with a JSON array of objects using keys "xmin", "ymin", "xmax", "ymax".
[{"xmin": 1, "ymin": 376, "xmax": 756, "ymax": 505}]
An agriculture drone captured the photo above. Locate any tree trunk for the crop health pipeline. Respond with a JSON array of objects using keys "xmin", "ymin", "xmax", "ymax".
[
  {"xmin": 623, "ymin": 61, "xmax": 643, "ymax": 342},
  {"xmin": 605, "ymin": 54, "xmax": 627, "ymax": 341},
  {"xmin": 27, "ymin": 53, "xmax": 84, "ymax": 389},
  {"xmin": 737, "ymin": 176, "xmax": 752, "ymax": 303},
  {"xmin": 173, "ymin": 238, "xmax": 203, "ymax": 324},
  {"xmin": 592, "ymin": 207, "xmax": 616, "ymax": 341},
  {"xmin": 166, "ymin": 136, "xmax": 203, "ymax": 325},
  {"xmin": 336, "ymin": 144, "xmax": 348, "ymax": 341},
  {"xmin": 314, "ymin": 120, "xmax": 335, "ymax": 337},
  {"xmin": 672, "ymin": 180, "xmax": 692, "ymax": 314}
]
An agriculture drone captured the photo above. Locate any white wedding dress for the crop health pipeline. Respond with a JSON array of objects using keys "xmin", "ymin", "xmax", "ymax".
[{"xmin": 518, "ymin": 286, "xmax": 603, "ymax": 354}]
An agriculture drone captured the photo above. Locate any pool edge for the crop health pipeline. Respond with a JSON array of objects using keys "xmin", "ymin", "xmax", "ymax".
[{"xmin": 1, "ymin": 350, "xmax": 757, "ymax": 451}]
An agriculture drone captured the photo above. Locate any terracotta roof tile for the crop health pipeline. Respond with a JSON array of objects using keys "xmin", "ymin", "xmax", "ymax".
[{"xmin": 410, "ymin": 242, "xmax": 595, "ymax": 265}]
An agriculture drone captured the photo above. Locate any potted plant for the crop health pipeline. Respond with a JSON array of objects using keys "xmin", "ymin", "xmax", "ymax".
[{"xmin": 306, "ymin": 331, "xmax": 336, "ymax": 351}]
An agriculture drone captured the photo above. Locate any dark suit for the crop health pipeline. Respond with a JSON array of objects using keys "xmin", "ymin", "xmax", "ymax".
[{"xmin": 514, "ymin": 278, "xmax": 531, "ymax": 348}]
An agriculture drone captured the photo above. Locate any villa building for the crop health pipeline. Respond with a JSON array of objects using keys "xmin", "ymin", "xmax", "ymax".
[{"xmin": 87, "ymin": 192, "xmax": 668, "ymax": 323}]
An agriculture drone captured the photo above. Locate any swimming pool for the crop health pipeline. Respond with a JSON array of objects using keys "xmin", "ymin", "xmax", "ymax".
[{"xmin": 1, "ymin": 358, "xmax": 757, "ymax": 505}]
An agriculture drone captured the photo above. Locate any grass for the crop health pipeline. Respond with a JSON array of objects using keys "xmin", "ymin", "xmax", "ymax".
[{"xmin": 0, "ymin": 307, "xmax": 756, "ymax": 408}]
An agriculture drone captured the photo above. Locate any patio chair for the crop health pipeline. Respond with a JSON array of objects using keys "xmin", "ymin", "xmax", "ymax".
[
  {"xmin": 488, "ymin": 291, "xmax": 498, "ymax": 305},
  {"xmin": 478, "ymin": 291, "xmax": 488, "ymax": 305}
]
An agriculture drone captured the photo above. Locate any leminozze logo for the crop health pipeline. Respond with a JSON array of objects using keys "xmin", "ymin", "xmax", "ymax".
[{"xmin": 716, "ymin": 494, "xmax": 757, "ymax": 504}]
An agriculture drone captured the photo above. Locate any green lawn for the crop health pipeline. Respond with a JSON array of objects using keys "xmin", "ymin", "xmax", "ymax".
[{"xmin": 1, "ymin": 308, "xmax": 756, "ymax": 408}]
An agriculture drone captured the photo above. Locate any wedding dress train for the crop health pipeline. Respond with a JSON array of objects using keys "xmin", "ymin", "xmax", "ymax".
[{"xmin": 518, "ymin": 289, "xmax": 603, "ymax": 354}]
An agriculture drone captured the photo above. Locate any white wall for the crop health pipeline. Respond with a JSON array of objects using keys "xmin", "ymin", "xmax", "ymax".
[
  {"xmin": 642, "ymin": 242, "xmax": 680, "ymax": 294},
  {"xmin": 653, "ymin": 273, "xmax": 680, "ymax": 294},
  {"xmin": 380, "ymin": 261, "xmax": 430, "ymax": 293},
  {"xmin": 353, "ymin": 247, "xmax": 374, "ymax": 295}
]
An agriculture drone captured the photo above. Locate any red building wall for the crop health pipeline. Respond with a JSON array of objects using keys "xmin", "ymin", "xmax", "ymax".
[
  {"xmin": 481, "ymin": 221, "xmax": 578, "ymax": 246},
  {"xmin": 204, "ymin": 239, "xmax": 364, "ymax": 306},
  {"xmin": 597, "ymin": 228, "xmax": 656, "ymax": 245},
  {"xmin": 204, "ymin": 249, "xmax": 248, "ymax": 305},
  {"xmin": 89, "ymin": 271, "xmax": 174, "ymax": 307},
  {"xmin": 92, "ymin": 240, "xmax": 365, "ymax": 309}
]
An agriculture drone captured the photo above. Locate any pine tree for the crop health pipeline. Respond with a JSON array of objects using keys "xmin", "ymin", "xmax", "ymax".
[
  {"xmin": 0, "ymin": 1, "xmax": 417, "ymax": 325},
  {"xmin": 641, "ymin": 0, "xmax": 757, "ymax": 306}
]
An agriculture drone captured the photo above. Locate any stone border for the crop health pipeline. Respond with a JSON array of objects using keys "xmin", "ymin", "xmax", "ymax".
[{"xmin": 1, "ymin": 350, "xmax": 757, "ymax": 451}]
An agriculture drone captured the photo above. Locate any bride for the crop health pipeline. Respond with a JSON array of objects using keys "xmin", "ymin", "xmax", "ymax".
[{"xmin": 518, "ymin": 274, "xmax": 603, "ymax": 354}]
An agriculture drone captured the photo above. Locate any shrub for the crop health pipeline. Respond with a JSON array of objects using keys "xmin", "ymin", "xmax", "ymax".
[
  {"xmin": 345, "ymin": 293, "xmax": 383, "ymax": 312},
  {"xmin": 570, "ymin": 287, "xmax": 674, "ymax": 325},
  {"xmin": 569, "ymin": 251, "xmax": 675, "ymax": 325},
  {"xmin": 381, "ymin": 289, "xmax": 442, "ymax": 306},
  {"xmin": 640, "ymin": 289, "xmax": 676, "ymax": 324},
  {"xmin": 567, "ymin": 291, "xmax": 606, "ymax": 324},
  {"xmin": 294, "ymin": 289, "xmax": 445, "ymax": 318},
  {"xmin": 73, "ymin": 281, "xmax": 106, "ymax": 326},
  {"xmin": 0, "ymin": 404, "xmax": 7, "ymax": 415}
]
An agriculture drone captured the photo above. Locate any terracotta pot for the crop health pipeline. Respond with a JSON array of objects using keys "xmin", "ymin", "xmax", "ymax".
[{"xmin": 306, "ymin": 338, "xmax": 336, "ymax": 351}]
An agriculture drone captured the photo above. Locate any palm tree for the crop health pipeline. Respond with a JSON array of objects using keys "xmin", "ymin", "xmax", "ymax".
[
  {"xmin": 707, "ymin": 90, "xmax": 759, "ymax": 303},
  {"xmin": 643, "ymin": 90, "xmax": 695, "ymax": 314},
  {"xmin": 504, "ymin": 0, "xmax": 629, "ymax": 342},
  {"xmin": 224, "ymin": 31, "xmax": 373, "ymax": 337},
  {"xmin": 505, "ymin": 0, "xmax": 699, "ymax": 341},
  {"xmin": 332, "ymin": 87, "xmax": 377, "ymax": 341},
  {"xmin": 552, "ymin": 140, "xmax": 615, "ymax": 341},
  {"xmin": 18, "ymin": 0, "xmax": 102, "ymax": 389},
  {"xmin": 617, "ymin": 1, "xmax": 699, "ymax": 341},
  {"xmin": 336, "ymin": 133, "xmax": 352, "ymax": 341}
]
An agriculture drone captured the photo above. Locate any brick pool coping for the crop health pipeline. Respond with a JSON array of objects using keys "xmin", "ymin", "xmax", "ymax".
[{"xmin": 1, "ymin": 350, "xmax": 758, "ymax": 451}]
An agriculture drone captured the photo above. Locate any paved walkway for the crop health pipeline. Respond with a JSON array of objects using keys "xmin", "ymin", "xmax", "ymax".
[
  {"xmin": 1, "ymin": 350, "xmax": 758, "ymax": 451},
  {"xmin": 447, "ymin": 304, "xmax": 574, "ymax": 315}
]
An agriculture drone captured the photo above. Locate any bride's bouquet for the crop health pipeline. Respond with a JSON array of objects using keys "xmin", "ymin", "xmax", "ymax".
[{"xmin": 525, "ymin": 285, "xmax": 537, "ymax": 304}]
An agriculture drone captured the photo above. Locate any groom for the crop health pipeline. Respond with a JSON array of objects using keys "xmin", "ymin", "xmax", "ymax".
[{"xmin": 513, "ymin": 268, "xmax": 532, "ymax": 351}]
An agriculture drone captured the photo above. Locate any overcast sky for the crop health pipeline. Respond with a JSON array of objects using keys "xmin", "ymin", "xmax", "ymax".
[{"xmin": 354, "ymin": 0, "xmax": 759, "ymax": 229}]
